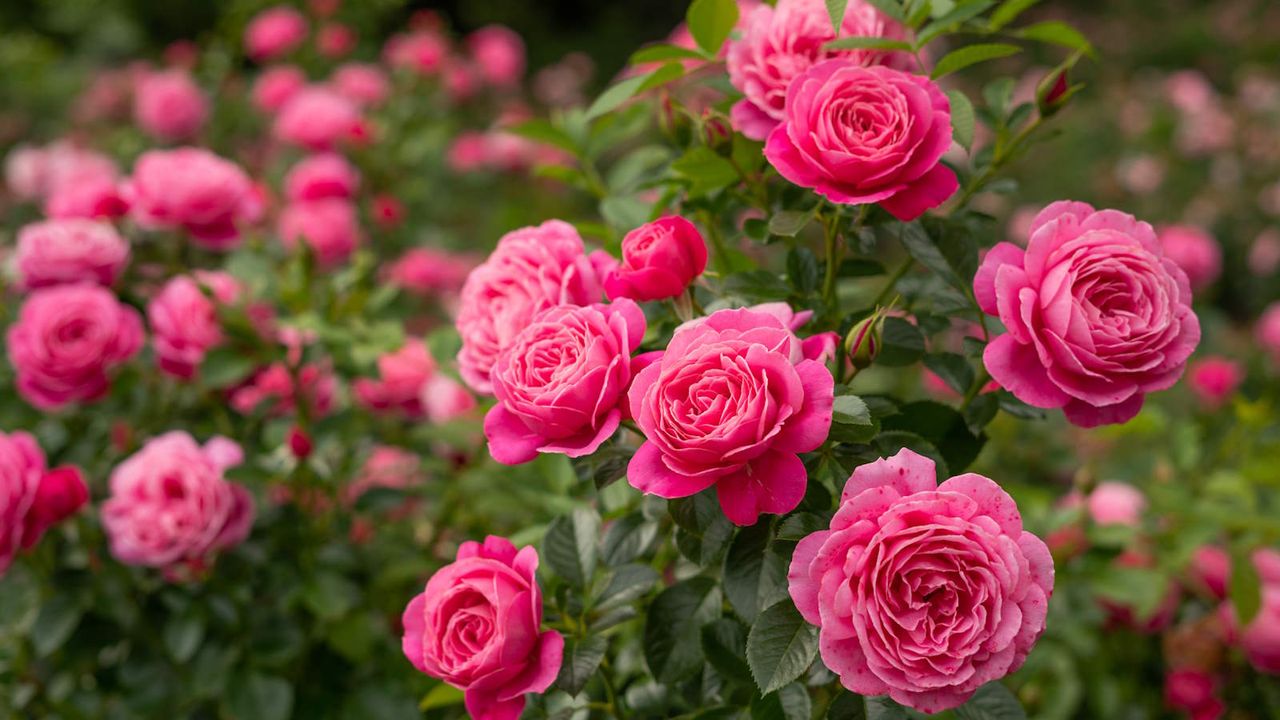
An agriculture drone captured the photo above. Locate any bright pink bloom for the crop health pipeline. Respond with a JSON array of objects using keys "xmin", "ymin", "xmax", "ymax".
[
  {"xmin": 975, "ymin": 201, "xmax": 1201, "ymax": 427},
  {"xmin": 245, "ymin": 6, "xmax": 309, "ymax": 61},
  {"xmin": 273, "ymin": 87, "xmax": 363, "ymax": 151},
  {"xmin": 15, "ymin": 219, "xmax": 129, "ymax": 289},
  {"xmin": 765, "ymin": 60, "xmax": 957, "ymax": 220},
  {"xmin": 331, "ymin": 63, "xmax": 390, "ymax": 107},
  {"xmin": 605, "ymin": 216, "xmax": 708, "ymax": 302},
  {"xmin": 7, "ymin": 285, "xmax": 143, "ymax": 410},
  {"xmin": 133, "ymin": 70, "xmax": 208, "ymax": 141},
  {"xmin": 1159, "ymin": 225, "xmax": 1222, "ymax": 292},
  {"xmin": 148, "ymin": 272, "xmax": 240, "ymax": 380},
  {"xmin": 485, "ymin": 300, "xmax": 644, "ymax": 465},
  {"xmin": 627, "ymin": 306, "xmax": 834, "ymax": 525},
  {"xmin": 252, "ymin": 65, "xmax": 307, "ymax": 113},
  {"xmin": 401, "ymin": 536, "xmax": 563, "ymax": 720},
  {"xmin": 101, "ymin": 432, "xmax": 253, "ymax": 572},
  {"xmin": 316, "ymin": 22, "xmax": 356, "ymax": 59},
  {"xmin": 230, "ymin": 363, "xmax": 336, "ymax": 418},
  {"xmin": 283, "ymin": 153, "xmax": 359, "ymax": 202},
  {"xmin": 1256, "ymin": 302, "xmax": 1280, "ymax": 366},
  {"xmin": 278, "ymin": 198, "xmax": 361, "ymax": 265},
  {"xmin": 456, "ymin": 220, "xmax": 613, "ymax": 394},
  {"xmin": 467, "ymin": 25, "xmax": 525, "ymax": 87},
  {"xmin": 1086, "ymin": 481, "xmax": 1145, "ymax": 526},
  {"xmin": 383, "ymin": 30, "xmax": 448, "ymax": 75},
  {"xmin": 7, "ymin": 143, "xmax": 118, "ymax": 202},
  {"xmin": 44, "ymin": 174, "xmax": 128, "ymax": 220},
  {"xmin": 353, "ymin": 340, "xmax": 436, "ymax": 418},
  {"xmin": 1187, "ymin": 356, "xmax": 1243, "ymax": 409},
  {"xmin": 787, "ymin": 448, "xmax": 1053, "ymax": 713},
  {"xmin": 371, "ymin": 194, "xmax": 406, "ymax": 229},
  {"xmin": 124, "ymin": 148, "xmax": 261, "ymax": 250},
  {"xmin": 0, "ymin": 432, "xmax": 87, "ymax": 575},
  {"xmin": 1165, "ymin": 668, "xmax": 1224, "ymax": 720},
  {"xmin": 447, "ymin": 132, "xmax": 492, "ymax": 172},
  {"xmin": 421, "ymin": 374, "xmax": 476, "ymax": 422},
  {"xmin": 728, "ymin": 0, "xmax": 909, "ymax": 140}
]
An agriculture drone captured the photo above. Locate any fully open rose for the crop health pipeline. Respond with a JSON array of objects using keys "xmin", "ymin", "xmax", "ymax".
[
  {"xmin": 627, "ymin": 305, "xmax": 834, "ymax": 526},
  {"xmin": 401, "ymin": 536, "xmax": 563, "ymax": 720},
  {"xmin": 974, "ymin": 201, "xmax": 1201, "ymax": 427},
  {"xmin": 788, "ymin": 448, "xmax": 1054, "ymax": 713}
]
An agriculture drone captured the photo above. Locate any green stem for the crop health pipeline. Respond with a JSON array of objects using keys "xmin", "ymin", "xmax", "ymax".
[
  {"xmin": 871, "ymin": 258, "xmax": 913, "ymax": 308},
  {"xmin": 953, "ymin": 115, "xmax": 1046, "ymax": 209},
  {"xmin": 960, "ymin": 367, "xmax": 992, "ymax": 411},
  {"xmin": 698, "ymin": 210, "xmax": 733, "ymax": 274}
]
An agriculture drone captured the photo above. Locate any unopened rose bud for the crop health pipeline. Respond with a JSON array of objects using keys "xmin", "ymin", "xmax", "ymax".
[
  {"xmin": 844, "ymin": 310, "xmax": 885, "ymax": 371},
  {"xmin": 1036, "ymin": 53, "xmax": 1084, "ymax": 118},
  {"xmin": 700, "ymin": 110, "xmax": 734, "ymax": 156},
  {"xmin": 657, "ymin": 93, "xmax": 691, "ymax": 145},
  {"xmin": 287, "ymin": 426, "xmax": 313, "ymax": 459}
]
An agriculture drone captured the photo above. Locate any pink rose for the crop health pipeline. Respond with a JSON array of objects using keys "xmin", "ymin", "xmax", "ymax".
[
  {"xmin": 353, "ymin": 340, "xmax": 436, "ymax": 418},
  {"xmin": 273, "ymin": 87, "xmax": 363, "ymax": 151},
  {"xmin": 40, "ymin": 143, "xmax": 119, "ymax": 199},
  {"xmin": 245, "ymin": 6, "xmax": 309, "ymax": 61},
  {"xmin": 1187, "ymin": 356, "xmax": 1242, "ymax": 409},
  {"xmin": 371, "ymin": 194, "xmax": 405, "ymax": 229},
  {"xmin": 148, "ymin": 271, "xmax": 240, "ymax": 379},
  {"xmin": 0, "ymin": 431, "xmax": 87, "ymax": 575},
  {"xmin": 764, "ymin": 60, "xmax": 957, "ymax": 220},
  {"xmin": 133, "ymin": 70, "xmax": 208, "ymax": 141},
  {"xmin": 15, "ymin": 219, "xmax": 130, "ymax": 289},
  {"xmin": 1219, "ymin": 549, "xmax": 1280, "ymax": 675},
  {"xmin": 331, "ymin": 63, "xmax": 390, "ymax": 107},
  {"xmin": 283, "ymin": 153, "xmax": 360, "ymax": 202},
  {"xmin": 485, "ymin": 300, "xmax": 644, "ymax": 465},
  {"xmin": 788, "ymin": 448, "xmax": 1053, "ymax": 713},
  {"xmin": 1086, "ymin": 481, "xmax": 1145, "ymax": 526},
  {"xmin": 384, "ymin": 30, "xmax": 448, "ymax": 75},
  {"xmin": 1159, "ymin": 225, "xmax": 1222, "ymax": 292},
  {"xmin": 7, "ymin": 285, "xmax": 143, "ymax": 410},
  {"xmin": 278, "ymin": 198, "xmax": 361, "ymax": 265},
  {"xmin": 728, "ymin": 0, "xmax": 909, "ymax": 140},
  {"xmin": 401, "ymin": 536, "xmax": 563, "ymax": 720},
  {"xmin": 230, "ymin": 362, "xmax": 337, "ymax": 418},
  {"xmin": 975, "ymin": 201, "xmax": 1202, "ymax": 427},
  {"xmin": 102, "ymin": 432, "xmax": 253, "ymax": 573},
  {"xmin": 627, "ymin": 306, "xmax": 834, "ymax": 525},
  {"xmin": 124, "ymin": 148, "xmax": 261, "ymax": 250},
  {"xmin": 467, "ymin": 25, "xmax": 525, "ymax": 87},
  {"xmin": 604, "ymin": 216, "xmax": 708, "ymax": 302},
  {"xmin": 1165, "ymin": 668, "xmax": 1224, "ymax": 720},
  {"xmin": 1249, "ymin": 229, "xmax": 1280, "ymax": 277},
  {"xmin": 421, "ymin": 374, "xmax": 476, "ymax": 422},
  {"xmin": 1256, "ymin": 302, "xmax": 1280, "ymax": 366},
  {"xmin": 447, "ymin": 132, "xmax": 492, "ymax": 172},
  {"xmin": 456, "ymin": 220, "xmax": 613, "ymax": 394},
  {"xmin": 4, "ymin": 145, "xmax": 45, "ymax": 199},
  {"xmin": 388, "ymin": 248, "xmax": 475, "ymax": 295},
  {"xmin": 252, "ymin": 65, "xmax": 307, "ymax": 113},
  {"xmin": 1189, "ymin": 546, "xmax": 1230, "ymax": 600},
  {"xmin": 316, "ymin": 22, "xmax": 356, "ymax": 58},
  {"xmin": 347, "ymin": 445, "xmax": 425, "ymax": 506},
  {"xmin": 44, "ymin": 174, "xmax": 128, "ymax": 220}
]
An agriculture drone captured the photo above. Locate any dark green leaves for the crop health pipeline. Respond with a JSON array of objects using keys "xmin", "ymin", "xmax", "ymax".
[
  {"xmin": 225, "ymin": 672, "xmax": 293, "ymax": 720},
  {"xmin": 931, "ymin": 43, "xmax": 1021, "ymax": 80},
  {"xmin": 543, "ymin": 508, "xmax": 601, "ymax": 587},
  {"xmin": 672, "ymin": 146, "xmax": 740, "ymax": 198},
  {"xmin": 164, "ymin": 610, "xmax": 206, "ymax": 663},
  {"xmin": 826, "ymin": 0, "xmax": 850, "ymax": 32},
  {"xmin": 987, "ymin": 0, "xmax": 1040, "ymax": 30},
  {"xmin": 955, "ymin": 682, "xmax": 1028, "ymax": 720},
  {"xmin": 586, "ymin": 63, "xmax": 683, "ymax": 121},
  {"xmin": 672, "ymin": 490, "xmax": 735, "ymax": 565},
  {"xmin": 824, "ymin": 37, "xmax": 914, "ymax": 52},
  {"xmin": 947, "ymin": 89, "xmax": 977, "ymax": 151},
  {"xmin": 827, "ymin": 693, "xmax": 868, "ymax": 720},
  {"xmin": 769, "ymin": 210, "xmax": 815, "ymax": 238},
  {"xmin": 876, "ymin": 317, "xmax": 926, "ymax": 367},
  {"xmin": 924, "ymin": 352, "xmax": 976, "ymax": 395},
  {"xmin": 687, "ymin": 0, "xmax": 740, "ymax": 54},
  {"xmin": 31, "ymin": 594, "xmax": 83, "ymax": 657},
  {"xmin": 1230, "ymin": 545, "xmax": 1263, "ymax": 626},
  {"xmin": 643, "ymin": 577, "xmax": 722, "ymax": 682},
  {"xmin": 601, "ymin": 513, "xmax": 658, "ymax": 567},
  {"xmin": 833, "ymin": 394, "xmax": 873, "ymax": 426},
  {"xmin": 881, "ymin": 400, "xmax": 987, "ymax": 473},
  {"xmin": 555, "ymin": 635, "xmax": 609, "ymax": 696},
  {"xmin": 746, "ymin": 601, "xmax": 818, "ymax": 695},
  {"xmin": 723, "ymin": 522, "xmax": 790, "ymax": 623},
  {"xmin": 702, "ymin": 618, "xmax": 753, "ymax": 684},
  {"xmin": 1013, "ymin": 20, "xmax": 1095, "ymax": 58},
  {"xmin": 898, "ymin": 221, "xmax": 978, "ymax": 295}
]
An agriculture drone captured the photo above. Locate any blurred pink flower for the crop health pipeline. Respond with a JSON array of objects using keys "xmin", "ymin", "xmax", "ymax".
[
  {"xmin": 278, "ymin": 198, "xmax": 361, "ymax": 265},
  {"xmin": 273, "ymin": 87, "xmax": 363, "ymax": 151},
  {"xmin": 252, "ymin": 65, "xmax": 307, "ymax": 113},
  {"xmin": 331, "ymin": 63, "xmax": 389, "ymax": 107},
  {"xmin": 467, "ymin": 25, "xmax": 525, "ymax": 87},
  {"xmin": 133, "ymin": 70, "xmax": 208, "ymax": 141},
  {"xmin": 245, "ymin": 6, "xmax": 309, "ymax": 62},
  {"xmin": 1159, "ymin": 225, "xmax": 1222, "ymax": 292},
  {"xmin": 1187, "ymin": 356, "xmax": 1243, "ymax": 409}
]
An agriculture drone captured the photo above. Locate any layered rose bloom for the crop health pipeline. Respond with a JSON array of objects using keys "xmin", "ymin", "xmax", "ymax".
[
  {"xmin": 283, "ymin": 153, "xmax": 360, "ymax": 202},
  {"xmin": 788, "ymin": 448, "xmax": 1053, "ymax": 713},
  {"xmin": 252, "ymin": 65, "xmax": 307, "ymax": 113},
  {"xmin": 764, "ymin": 60, "xmax": 957, "ymax": 221},
  {"xmin": 456, "ymin": 220, "xmax": 614, "ymax": 394},
  {"xmin": 278, "ymin": 199, "xmax": 361, "ymax": 265},
  {"xmin": 133, "ymin": 70, "xmax": 208, "ymax": 141},
  {"xmin": 0, "ymin": 431, "xmax": 88, "ymax": 575},
  {"xmin": 727, "ymin": 0, "xmax": 908, "ymax": 140},
  {"xmin": 975, "ymin": 201, "xmax": 1201, "ymax": 427},
  {"xmin": 485, "ymin": 300, "xmax": 644, "ymax": 465},
  {"xmin": 604, "ymin": 216, "xmax": 708, "ymax": 302},
  {"xmin": 273, "ymin": 87, "xmax": 362, "ymax": 150},
  {"xmin": 102, "ymin": 432, "xmax": 253, "ymax": 574},
  {"xmin": 627, "ymin": 306, "xmax": 834, "ymax": 525},
  {"xmin": 7, "ymin": 285, "xmax": 144, "ymax": 410},
  {"xmin": 1158, "ymin": 225, "xmax": 1222, "ymax": 292},
  {"xmin": 353, "ymin": 340, "xmax": 436, "ymax": 418},
  {"xmin": 401, "ymin": 536, "xmax": 563, "ymax": 720},
  {"xmin": 124, "ymin": 148, "xmax": 262, "ymax": 250},
  {"xmin": 245, "ymin": 6, "xmax": 309, "ymax": 61},
  {"xmin": 15, "ymin": 219, "xmax": 130, "ymax": 289},
  {"xmin": 148, "ymin": 271, "xmax": 240, "ymax": 379}
]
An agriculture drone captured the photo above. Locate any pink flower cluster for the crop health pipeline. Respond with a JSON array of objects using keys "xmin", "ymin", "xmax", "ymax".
[{"xmin": 354, "ymin": 340, "xmax": 475, "ymax": 422}]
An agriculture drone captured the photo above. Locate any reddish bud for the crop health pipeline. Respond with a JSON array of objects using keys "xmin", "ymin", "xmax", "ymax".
[{"xmin": 287, "ymin": 426, "xmax": 313, "ymax": 459}]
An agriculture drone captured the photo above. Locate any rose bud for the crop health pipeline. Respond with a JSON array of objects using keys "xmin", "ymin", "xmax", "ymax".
[
  {"xmin": 700, "ymin": 110, "xmax": 734, "ymax": 156},
  {"xmin": 286, "ymin": 426, "xmax": 313, "ymax": 459},
  {"xmin": 604, "ymin": 216, "xmax": 708, "ymax": 303},
  {"xmin": 844, "ymin": 308, "xmax": 886, "ymax": 371}
]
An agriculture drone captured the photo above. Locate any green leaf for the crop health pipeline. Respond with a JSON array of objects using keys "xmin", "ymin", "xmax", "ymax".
[
  {"xmin": 555, "ymin": 635, "xmax": 608, "ymax": 697},
  {"xmin": 543, "ymin": 508, "xmax": 601, "ymax": 587},
  {"xmin": 510, "ymin": 119, "xmax": 579, "ymax": 156},
  {"xmin": 419, "ymin": 683, "xmax": 464, "ymax": 711},
  {"xmin": 747, "ymin": 600, "xmax": 819, "ymax": 695},
  {"xmin": 586, "ymin": 64, "xmax": 683, "ymax": 121},
  {"xmin": 200, "ymin": 347, "xmax": 257, "ymax": 389},
  {"xmin": 302, "ymin": 571, "xmax": 360, "ymax": 620},
  {"xmin": 1013, "ymin": 20, "xmax": 1095, "ymax": 58},
  {"xmin": 597, "ymin": 563, "xmax": 661, "ymax": 609},
  {"xmin": 687, "ymin": 0, "xmax": 741, "ymax": 54},
  {"xmin": 643, "ymin": 577, "xmax": 722, "ymax": 683},
  {"xmin": 630, "ymin": 43, "xmax": 708, "ymax": 65},
  {"xmin": 875, "ymin": 431, "xmax": 950, "ymax": 478},
  {"xmin": 930, "ymin": 43, "xmax": 1021, "ymax": 80},
  {"xmin": 955, "ymin": 682, "xmax": 1028, "ymax": 720},
  {"xmin": 788, "ymin": 247, "xmax": 821, "ymax": 295},
  {"xmin": 672, "ymin": 146, "xmax": 740, "ymax": 198},
  {"xmin": 1230, "ymin": 545, "xmax": 1263, "ymax": 626},
  {"xmin": 827, "ymin": 693, "xmax": 868, "ymax": 720},
  {"xmin": 987, "ymin": 0, "xmax": 1040, "ymax": 30},
  {"xmin": 865, "ymin": 696, "xmax": 910, "ymax": 720},
  {"xmin": 881, "ymin": 400, "xmax": 986, "ymax": 473},
  {"xmin": 833, "ymin": 395, "xmax": 873, "ymax": 425},
  {"xmin": 672, "ymin": 490, "xmax": 736, "ymax": 564},
  {"xmin": 839, "ymin": 259, "xmax": 887, "ymax": 277},
  {"xmin": 826, "ymin": 0, "xmax": 850, "ymax": 31},
  {"xmin": 226, "ymin": 673, "xmax": 293, "ymax": 720},
  {"xmin": 601, "ymin": 513, "xmax": 658, "ymax": 567},
  {"xmin": 724, "ymin": 523, "xmax": 789, "ymax": 623},
  {"xmin": 164, "ymin": 611, "xmax": 206, "ymax": 664},
  {"xmin": 31, "ymin": 594, "xmax": 82, "ymax": 657},
  {"xmin": 823, "ymin": 36, "xmax": 914, "ymax": 52},
  {"xmin": 702, "ymin": 618, "xmax": 753, "ymax": 685},
  {"xmin": 898, "ymin": 221, "xmax": 977, "ymax": 294},
  {"xmin": 877, "ymin": 317, "xmax": 926, "ymax": 367},
  {"xmin": 924, "ymin": 352, "xmax": 975, "ymax": 394},
  {"xmin": 751, "ymin": 683, "xmax": 813, "ymax": 720},
  {"xmin": 768, "ymin": 210, "xmax": 815, "ymax": 238},
  {"xmin": 1092, "ymin": 565, "xmax": 1171, "ymax": 620},
  {"xmin": 916, "ymin": 1, "xmax": 995, "ymax": 45},
  {"xmin": 865, "ymin": 0, "xmax": 907, "ymax": 22},
  {"xmin": 947, "ymin": 89, "xmax": 976, "ymax": 151},
  {"xmin": 777, "ymin": 513, "xmax": 828, "ymax": 541}
]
